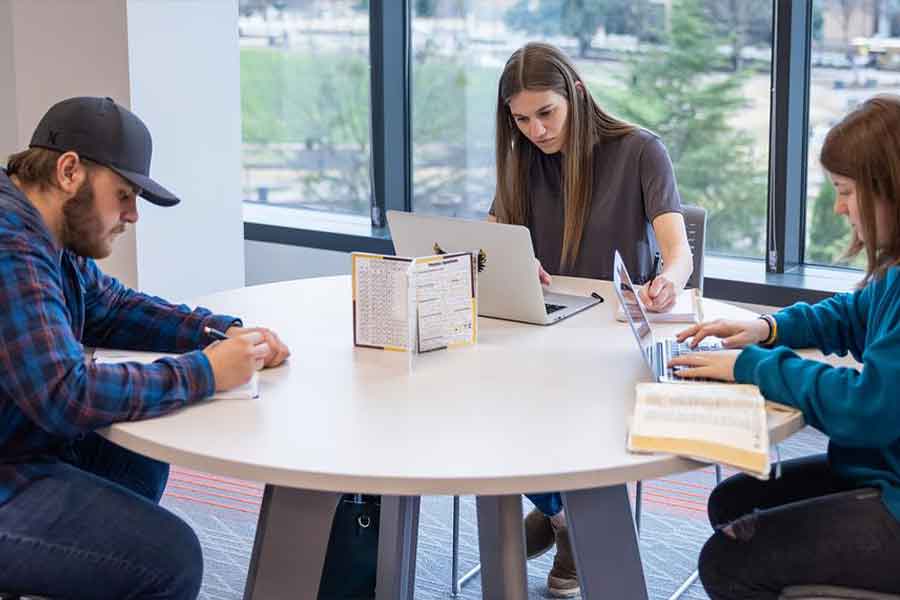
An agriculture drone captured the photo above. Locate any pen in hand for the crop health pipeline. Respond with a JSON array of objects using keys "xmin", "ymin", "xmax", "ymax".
[
  {"xmin": 204, "ymin": 326, "xmax": 230, "ymax": 341},
  {"xmin": 649, "ymin": 251, "xmax": 661, "ymax": 286}
]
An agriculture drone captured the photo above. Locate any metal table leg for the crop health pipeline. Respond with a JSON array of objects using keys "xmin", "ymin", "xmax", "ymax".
[
  {"xmin": 243, "ymin": 485, "xmax": 341, "ymax": 600},
  {"xmin": 376, "ymin": 495, "xmax": 421, "ymax": 600},
  {"xmin": 562, "ymin": 485, "xmax": 649, "ymax": 600},
  {"xmin": 475, "ymin": 495, "xmax": 528, "ymax": 600}
]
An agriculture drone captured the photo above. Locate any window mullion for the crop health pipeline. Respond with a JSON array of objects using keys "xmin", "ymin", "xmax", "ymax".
[
  {"xmin": 369, "ymin": 0, "xmax": 411, "ymax": 228},
  {"xmin": 767, "ymin": 0, "xmax": 812, "ymax": 273}
]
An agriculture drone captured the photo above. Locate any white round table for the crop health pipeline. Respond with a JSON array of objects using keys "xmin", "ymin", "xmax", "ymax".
[{"xmin": 102, "ymin": 275, "xmax": 804, "ymax": 600}]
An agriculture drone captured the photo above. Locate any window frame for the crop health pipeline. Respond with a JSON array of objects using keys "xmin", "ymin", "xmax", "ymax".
[{"xmin": 244, "ymin": 0, "xmax": 865, "ymax": 307}]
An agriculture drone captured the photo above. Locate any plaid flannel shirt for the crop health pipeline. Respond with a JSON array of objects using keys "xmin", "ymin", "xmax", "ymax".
[{"xmin": 0, "ymin": 169, "xmax": 240, "ymax": 506}]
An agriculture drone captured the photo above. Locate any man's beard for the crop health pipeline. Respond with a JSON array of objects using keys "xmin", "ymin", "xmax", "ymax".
[{"xmin": 60, "ymin": 179, "xmax": 118, "ymax": 259}]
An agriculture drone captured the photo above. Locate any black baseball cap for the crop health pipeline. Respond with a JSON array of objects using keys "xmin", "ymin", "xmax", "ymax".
[{"xmin": 29, "ymin": 96, "xmax": 179, "ymax": 207}]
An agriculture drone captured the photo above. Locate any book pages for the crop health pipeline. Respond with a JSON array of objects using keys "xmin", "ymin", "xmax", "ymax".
[
  {"xmin": 413, "ymin": 253, "xmax": 477, "ymax": 352},
  {"xmin": 628, "ymin": 382, "xmax": 770, "ymax": 478},
  {"xmin": 352, "ymin": 253, "xmax": 415, "ymax": 351}
]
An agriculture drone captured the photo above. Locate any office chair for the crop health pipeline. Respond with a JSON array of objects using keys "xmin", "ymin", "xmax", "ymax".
[
  {"xmin": 448, "ymin": 205, "xmax": 712, "ymax": 596},
  {"xmin": 780, "ymin": 586, "xmax": 900, "ymax": 600}
]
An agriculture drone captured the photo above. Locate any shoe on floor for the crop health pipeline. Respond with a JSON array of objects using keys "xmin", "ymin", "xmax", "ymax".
[
  {"xmin": 524, "ymin": 507, "xmax": 555, "ymax": 559},
  {"xmin": 547, "ymin": 520, "xmax": 580, "ymax": 598}
]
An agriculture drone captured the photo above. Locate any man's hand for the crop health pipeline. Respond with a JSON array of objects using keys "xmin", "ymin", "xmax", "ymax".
[
  {"xmin": 639, "ymin": 275, "xmax": 676, "ymax": 312},
  {"xmin": 225, "ymin": 326, "xmax": 290, "ymax": 368},
  {"xmin": 203, "ymin": 332, "xmax": 270, "ymax": 392},
  {"xmin": 676, "ymin": 318, "xmax": 771, "ymax": 349},
  {"xmin": 668, "ymin": 349, "xmax": 742, "ymax": 382}
]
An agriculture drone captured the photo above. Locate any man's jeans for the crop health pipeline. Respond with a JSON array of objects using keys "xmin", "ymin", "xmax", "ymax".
[
  {"xmin": 699, "ymin": 454, "xmax": 900, "ymax": 599},
  {"xmin": 0, "ymin": 433, "xmax": 203, "ymax": 599},
  {"xmin": 527, "ymin": 492, "xmax": 563, "ymax": 516}
]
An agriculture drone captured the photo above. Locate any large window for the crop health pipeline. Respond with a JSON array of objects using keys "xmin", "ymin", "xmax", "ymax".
[
  {"xmin": 804, "ymin": 0, "xmax": 900, "ymax": 268},
  {"xmin": 239, "ymin": 0, "xmax": 372, "ymax": 224},
  {"xmin": 240, "ymin": 0, "xmax": 874, "ymax": 304},
  {"xmin": 410, "ymin": 0, "xmax": 773, "ymax": 259}
]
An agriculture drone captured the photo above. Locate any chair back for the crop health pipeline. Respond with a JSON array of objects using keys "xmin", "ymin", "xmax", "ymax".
[{"xmin": 682, "ymin": 204, "xmax": 707, "ymax": 294}]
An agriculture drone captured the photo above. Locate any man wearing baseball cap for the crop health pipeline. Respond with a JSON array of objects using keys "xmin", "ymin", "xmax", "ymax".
[{"xmin": 0, "ymin": 97, "xmax": 290, "ymax": 598}]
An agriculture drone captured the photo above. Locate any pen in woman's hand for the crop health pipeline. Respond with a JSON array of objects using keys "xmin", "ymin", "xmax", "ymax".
[{"xmin": 649, "ymin": 251, "xmax": 661, "ymax": 286}]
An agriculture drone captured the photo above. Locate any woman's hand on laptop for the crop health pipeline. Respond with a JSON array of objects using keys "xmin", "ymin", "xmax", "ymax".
[
  {"xmin": 536, "ymin": 259, "xmax": 552, "ymax": 286},
  {"xmin": 676, "ymin": 319, "xmax": 770, "ymax": 349},
  {"xmin": 668, "ymin": 349, "xmax": 741, "ymax": 382},
  {"xmin": 639, "ymin": 275, "xmax": 676, "ymax": 312}
]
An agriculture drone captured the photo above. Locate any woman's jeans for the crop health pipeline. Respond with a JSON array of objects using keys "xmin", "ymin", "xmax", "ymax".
[
  {"xmin": 0, "ymin": 433, "xmax": 203, "ymax": 599},
  {"xmin": 699, "ymin": 454, "xmax": 900, "ymax": 600},
  {"xmin": 527, "ymin": 492, "xmax": 563, "ymax": 516}
]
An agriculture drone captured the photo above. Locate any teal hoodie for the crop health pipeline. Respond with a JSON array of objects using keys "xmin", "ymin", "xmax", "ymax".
[{"xmin": 735, "ymin": 267, "xmax": 900, "ymax": 521}]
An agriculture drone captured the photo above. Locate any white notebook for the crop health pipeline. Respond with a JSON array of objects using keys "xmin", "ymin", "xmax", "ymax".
[
  {"xmin": 93, "ymin": 349, "xmax": 259, "ymax": 400},
  {"xmin": 616, "ymin": 288, "xmax": 702, "ymax": 323}
]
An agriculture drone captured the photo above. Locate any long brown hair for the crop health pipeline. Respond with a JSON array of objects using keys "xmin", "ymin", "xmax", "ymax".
[
  {"xmin": 494, "ymin": 42, "xmax": 635, "ymax": 271},
  {"xmin": 820, "ymin": 95, "xmax": 900, "ymax": 285}
]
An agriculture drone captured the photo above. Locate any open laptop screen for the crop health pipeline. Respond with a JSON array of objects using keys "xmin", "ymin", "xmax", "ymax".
[{"xmin": 613, "ymin": 251, "xmax": 654, "ymax": 370}]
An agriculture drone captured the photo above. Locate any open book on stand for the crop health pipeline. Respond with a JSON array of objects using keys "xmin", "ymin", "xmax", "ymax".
[
  {"xmin": 351, "ymin": 251, "xmax": 477, "ymax": 354},
  {"xmin": 627, "ymin": 382, "xmax": 799, "ymax": 479}
]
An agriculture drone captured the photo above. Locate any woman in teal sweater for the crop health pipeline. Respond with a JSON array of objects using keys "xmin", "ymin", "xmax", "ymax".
[{"xmin": 670, "ymin": 95, "xmax": 900, "ymax": 599}]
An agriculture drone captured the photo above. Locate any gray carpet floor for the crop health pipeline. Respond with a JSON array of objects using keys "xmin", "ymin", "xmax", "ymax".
[{"xmin": 160, "ymin": 426, "xmax": 829, "ymax": 600}]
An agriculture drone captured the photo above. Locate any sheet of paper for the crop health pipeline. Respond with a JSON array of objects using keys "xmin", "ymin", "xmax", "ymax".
[
  {"xmin": 413, "ymin": 252, "xmax": 477, "ymax": 353},
  {"xmin": 352, "ymin": 253, "xmax": 414, "ymax": 351},
  {"xmin": 94, "ymin": 350, "xmax": 259, "ymax": 399},
  {"xmin": 616, "ymin": 288, "xmax": 699, "ymax": 323}
]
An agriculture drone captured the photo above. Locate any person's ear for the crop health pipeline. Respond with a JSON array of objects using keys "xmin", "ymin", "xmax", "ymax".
[
  {"xmin": 575, "ymin": 80, "xmax": 585, "ymax": 97},
  {"xmin": 56, "ymin": 152, "xmax": 87, "ymax": 195}
]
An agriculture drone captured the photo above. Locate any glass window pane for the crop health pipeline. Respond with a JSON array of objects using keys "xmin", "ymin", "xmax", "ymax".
[
  {"xmin": 240, "ymin": 1, "xmax": 371, "ymax": 220},
  {"xmin": 805, "ymin": 0, "xmax": 890, "ymax": 269},
  {"xmin": 411, "ymin": 0, "xmax": 772, "ymax": 260}
]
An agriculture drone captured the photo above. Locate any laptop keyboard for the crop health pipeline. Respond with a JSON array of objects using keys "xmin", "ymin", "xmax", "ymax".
[
  {"xmin": 545, "ymin": 303, "xmax": 566, "ymax": 315},
  {"xmin": 663, "ymin": 339, "xmax": 721, "ymax": 382}
]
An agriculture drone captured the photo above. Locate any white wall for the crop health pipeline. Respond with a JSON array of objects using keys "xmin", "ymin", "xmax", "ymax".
[
  {"xmin": 245, "ymin": 240, "xmax": 350, "ymax": 286},
  {"xmin": 1, "ymin": 0, "xmax": 138, "ymax": 287},
  {"xmin": 127, "ymin": 0, "xmax": 244, "ymax": 300},
  {"xmin": 0, "ymin": 0, "xmax": 17, "ymax": 161},
  {"xmin": 0, "ymin": 0, "xmax": 243, "ymax": 300}
]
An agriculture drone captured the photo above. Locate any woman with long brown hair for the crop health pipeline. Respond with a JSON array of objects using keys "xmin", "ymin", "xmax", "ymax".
[
  {"xmin": 491, "ymin": 42, "xmax": 694, "ymax": 598},
  {"xmin": 670, "ymin": 95, "xmax": 900, "ymax": 598}
]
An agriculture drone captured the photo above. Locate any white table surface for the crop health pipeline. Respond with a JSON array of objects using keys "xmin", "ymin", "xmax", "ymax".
[{"xmin": 101, "ymin": 275, "xmax": 804, "ymax": 496}]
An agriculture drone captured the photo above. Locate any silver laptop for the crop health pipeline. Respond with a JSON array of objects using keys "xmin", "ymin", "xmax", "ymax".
[
  {"xmin": 387, "ymin": 211, "xmax": 601, "ymax": 325},
  {"xmin": 612, "ymin": 250, "xmax": 722, "ymax": 382}
]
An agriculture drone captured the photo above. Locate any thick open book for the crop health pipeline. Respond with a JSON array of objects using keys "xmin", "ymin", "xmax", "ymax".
[
  {"xmin": 94, "ymin": 350, "xmax": 259, "ymax": 400},
  {"xmin": 627, "ymin": 382, "xmax": 796, "ymax": 478},
  {"xmin": 351, "ymin": 251, "xmax": 477, "ymax": 353},
  {"xmin": 616, "ymin": 288, "xmax": 703, "ymax": 323}
]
